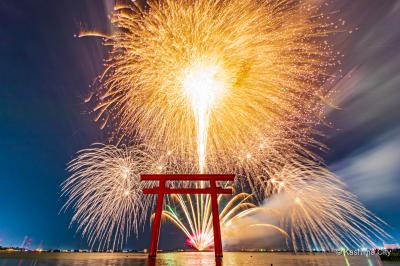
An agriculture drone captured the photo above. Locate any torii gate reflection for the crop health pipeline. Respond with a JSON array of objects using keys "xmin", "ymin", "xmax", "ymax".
[{"xmin": 141, "ymin": 174, "xmax": 235, "ymax": 258}]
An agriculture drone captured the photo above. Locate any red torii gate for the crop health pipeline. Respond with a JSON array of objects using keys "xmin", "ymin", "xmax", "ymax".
[{"xmin": 141, "ymin": 174, "xmax": 235, "ymax": 257}]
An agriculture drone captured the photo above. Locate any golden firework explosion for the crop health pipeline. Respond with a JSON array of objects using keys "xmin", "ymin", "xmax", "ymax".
[
  {"xmin": 92, "ymin": 0, "xmax": 336, "ymax": 177},
  {"xmin": 63, "ymin": 0, "xmax": 391, "ymax": 251}
]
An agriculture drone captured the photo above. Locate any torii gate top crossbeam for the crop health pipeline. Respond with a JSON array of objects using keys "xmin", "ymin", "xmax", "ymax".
[{"xmin": 141, "ymin": 174, "xmax": 235, "ymax": 181}]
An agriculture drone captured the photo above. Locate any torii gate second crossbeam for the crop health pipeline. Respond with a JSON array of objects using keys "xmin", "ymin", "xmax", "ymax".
[{"xmin": 141, "ymin": 174, "xmax": 235, "ymax": 257}]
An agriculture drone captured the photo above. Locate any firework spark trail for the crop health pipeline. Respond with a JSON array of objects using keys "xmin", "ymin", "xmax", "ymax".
[
  {"xmin": 262, "ymin": 161, "xmax": 391, "ymax": 251},
  {"xmin": 86, "ymin": 1, "xmax": 338, "ymax": 247},
  {"xmin": 162, "ymin": 192, "xmax": 288, "ymax": 250},
  {"xmin": 65, "ymin": 0, "xmax": 392, "ymax": 252},
  {"xmin": 62, "ymin": 145, "xmax": 391, "ymax": 251},
  {"xmin": 61, "ymin": 145, "xmax": 274, "ymax": 251},
  {"xmin": 93, "ymin": 0, "xmax": 336, "ymax": 177},
  {"xmin": 61, "ymin": 144, "xmax": 158, "ymax": 250}
]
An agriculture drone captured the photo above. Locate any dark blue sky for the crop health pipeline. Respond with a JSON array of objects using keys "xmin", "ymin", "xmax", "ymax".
[{"xmin": 0, "ymin": 0, "xmax": 399, "ymax": 250}]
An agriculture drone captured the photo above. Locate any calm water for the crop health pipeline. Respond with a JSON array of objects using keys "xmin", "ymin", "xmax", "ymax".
[{"xmin": 0, "ymin": 252, "xmax": 399, "ymax": 266}]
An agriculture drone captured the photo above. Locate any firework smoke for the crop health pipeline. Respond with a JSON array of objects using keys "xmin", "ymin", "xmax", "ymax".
[{"xmin": 224, "ymin": 162, "xmax": 391, "ymax": 251}]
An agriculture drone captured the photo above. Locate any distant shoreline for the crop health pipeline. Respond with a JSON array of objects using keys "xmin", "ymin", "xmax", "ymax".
[
  {"xmin": 1, "ymin": 248, "xmax": 398, "ymax": 262},
  {"xmin": 1, "ymin": 252, "xmax": 394, "ymax": 265}
]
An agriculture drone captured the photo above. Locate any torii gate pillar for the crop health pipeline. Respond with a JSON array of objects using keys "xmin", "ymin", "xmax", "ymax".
[{"xmin": 141, "ymin": 174, "xmax": 235, "ymax": 258}]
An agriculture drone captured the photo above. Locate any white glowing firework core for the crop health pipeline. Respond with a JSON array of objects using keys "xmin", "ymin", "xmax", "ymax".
[
  {"xmin": 182, "ymin": 62, "xmax": 226, "ymax": 173},
  {"xmin": 183, "ymin": 63, "xmax": 226, "ymax": 110}
]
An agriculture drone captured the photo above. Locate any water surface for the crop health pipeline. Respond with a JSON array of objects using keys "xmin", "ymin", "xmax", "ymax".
[{"xmin": 1, "ymin": 252, "xmax": 399, "ymax": 266}]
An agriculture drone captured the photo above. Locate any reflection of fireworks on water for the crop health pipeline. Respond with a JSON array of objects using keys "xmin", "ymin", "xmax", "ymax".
[{"xmin": 61, "ymin": 144, "xmax": 157, "ymax": 250}]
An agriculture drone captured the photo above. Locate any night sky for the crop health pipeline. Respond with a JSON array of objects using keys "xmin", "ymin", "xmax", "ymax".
[{"xmin": 0, "ymin": 0, "xmax": 399, "ymax": 250}]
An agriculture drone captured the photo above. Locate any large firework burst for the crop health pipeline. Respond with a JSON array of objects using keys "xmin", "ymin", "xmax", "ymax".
[
  {"xmin": 61, "ymin": 144, "xmax": 157, "ymax": 250},
  {"xmin": 92, "ymin": 0, "xmax": 336, "ymax": 176},
  {"xmin": 64, "ymin": 0, "xmax": 391, "ymax": 252},
  {"xmin": 264, "ymin": 161, "xmax": 390, "ymax": 251}
]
